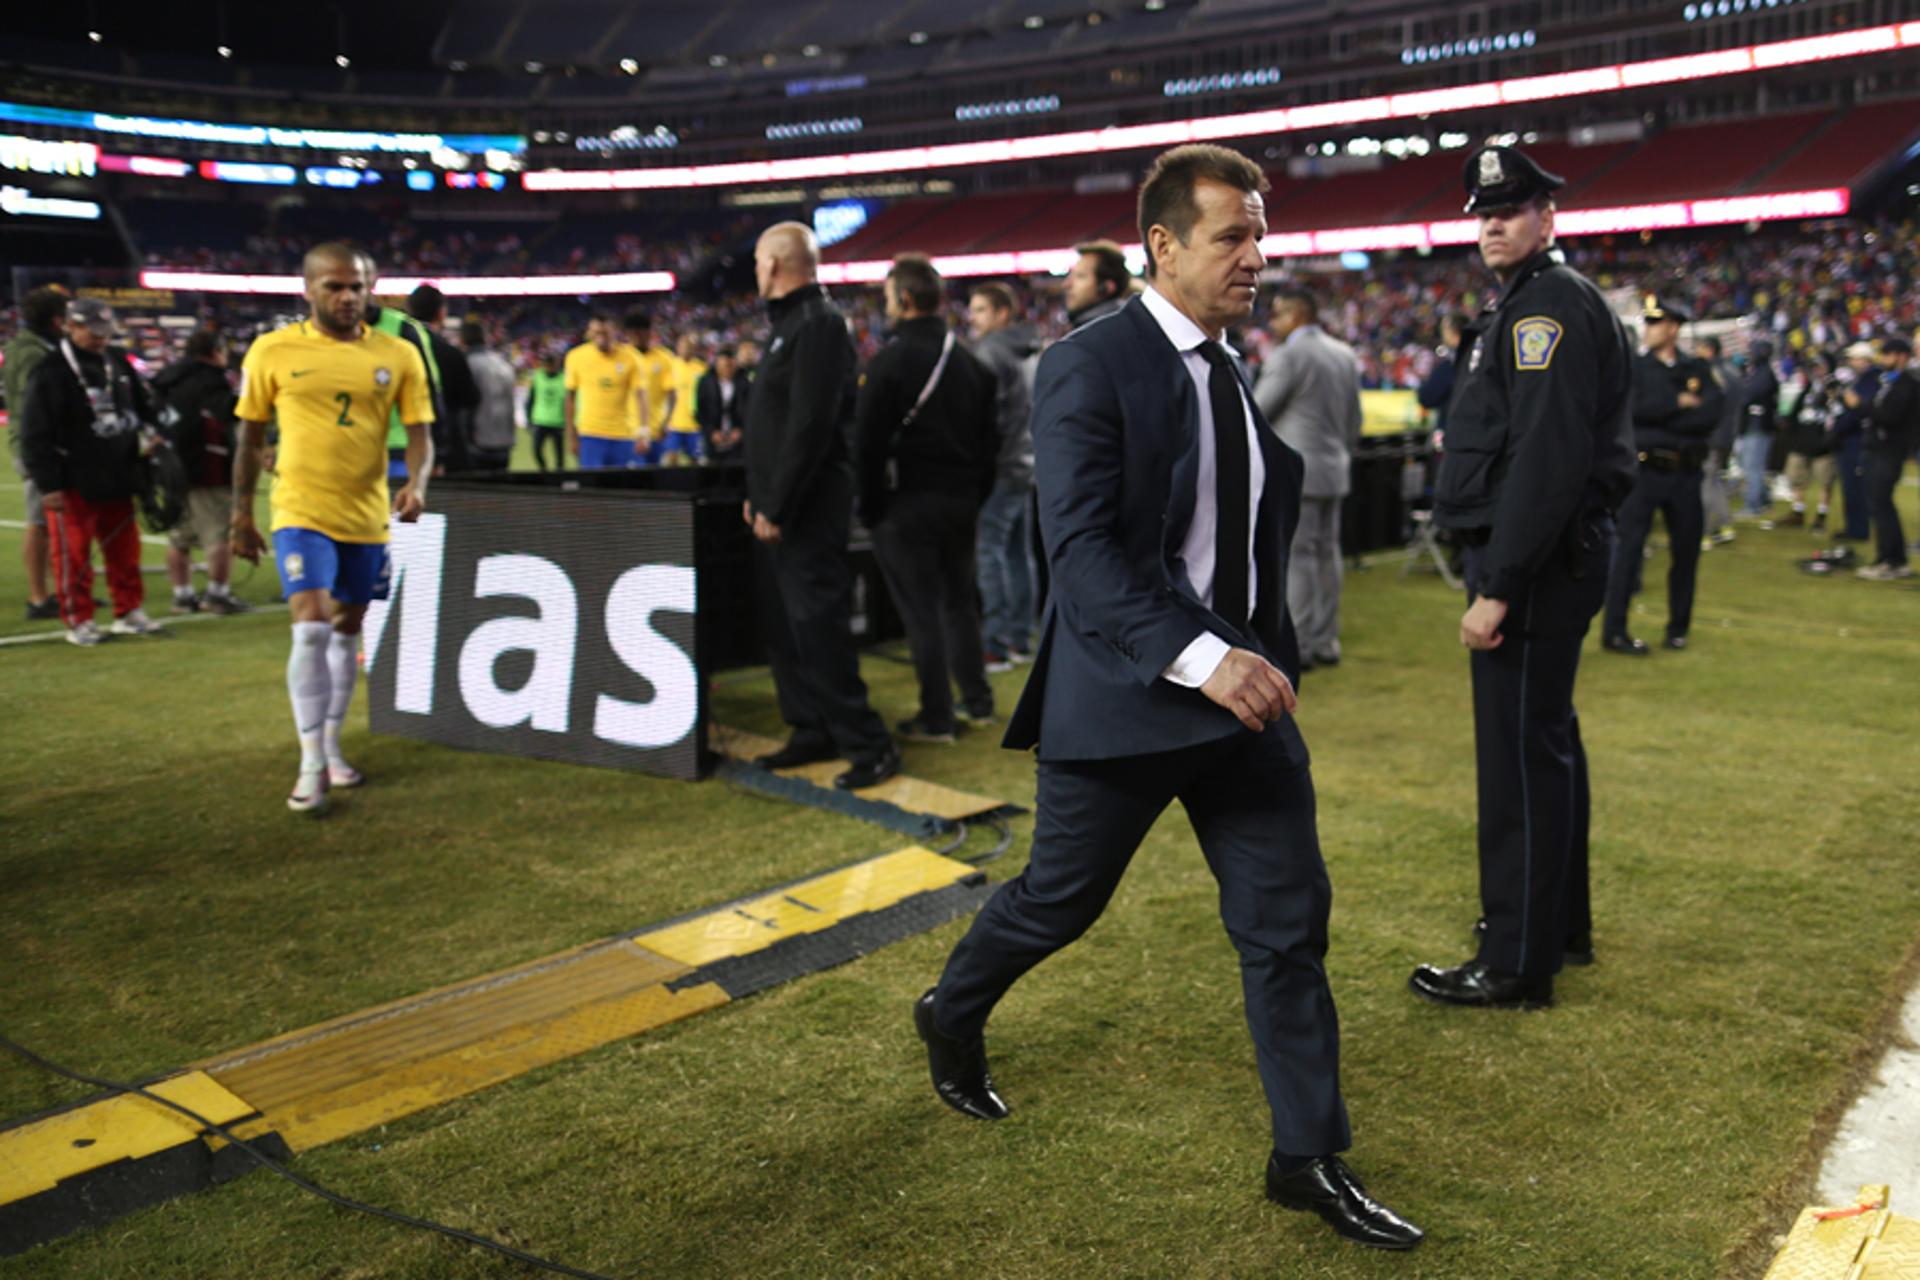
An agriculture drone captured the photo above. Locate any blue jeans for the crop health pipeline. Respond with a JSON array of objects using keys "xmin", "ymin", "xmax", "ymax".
[
  {"xmin": 1736, "ymin": 431, "xmax": 1772, "ymax": 514},
  {"xmin": 975, "ymin": 481, "xmax": 1035, "ymax": 655}
]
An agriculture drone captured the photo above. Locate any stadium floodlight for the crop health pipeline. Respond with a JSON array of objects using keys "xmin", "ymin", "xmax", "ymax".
[
  {"xmin": 908, "ymin": 31, "xmax": 928, "ymax": 44},
  {"xmin": 620, "ymin": 58, "xmax": 639, "ymax": 74},
  {"xmin": 522, "ymin": 23, "xmax": 1917, "ymax": 193},
  {"xmin": 335, "ymin": 54, "xmax": 350, "ymax": 68},
  {"xmin": 217, "ymin": 45, "xmax": 232, "ymax": 59},
  {"xmin": 87, "ymin": 30, "xmax": 101, "ymax": 43},
  {"xmin": 802, "ymin": 44, "xmax": 822, "ymax": 57}
]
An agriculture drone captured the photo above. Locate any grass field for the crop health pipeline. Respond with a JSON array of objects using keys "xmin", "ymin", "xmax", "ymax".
[{"xmin": 3, "ymin": 451, "xmax": 1918, "ymax": 1280}]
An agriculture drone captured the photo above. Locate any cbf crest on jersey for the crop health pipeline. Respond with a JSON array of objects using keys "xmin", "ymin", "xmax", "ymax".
[
  {"xmin": 374, "ymin": 367, "xmax": 392, "ymax": 387},
  {"xmin": 1512, "ymin": 316, "xmax": 1563, "ymax": 371}
]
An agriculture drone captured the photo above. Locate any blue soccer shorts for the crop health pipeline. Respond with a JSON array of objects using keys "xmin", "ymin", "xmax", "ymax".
[
  {"xmin": 273, "ymin": 527, "xmax": 392, "ymax": 604},
  {"xmin": 577, "ymin": 436, "xmax": 637, "ymax": 470}
]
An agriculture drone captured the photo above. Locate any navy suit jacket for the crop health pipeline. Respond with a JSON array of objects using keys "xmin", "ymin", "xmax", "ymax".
[{"xmin": 1005, "ymin": 296, "xmax": 1305, "ymax": 761}]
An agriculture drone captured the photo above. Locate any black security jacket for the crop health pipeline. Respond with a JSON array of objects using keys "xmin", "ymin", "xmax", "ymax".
[
  {"xmin": 1631, "ymin": 351, "xmax": 1725, "ymax": 454},
  {"xmin": 744, "ymin": 284, "xmax": 857, "ymax": 527},
  {"xmin": 1435, "ymin": 248, "xmax": 1636, "ymax": 601},
  {"xmin": 20, "ymin": 343, "xmax": 156, "ymax": 501},
  {"xmin": 854, "ymin": 315, "xmax": 998, "ymax": 525}
]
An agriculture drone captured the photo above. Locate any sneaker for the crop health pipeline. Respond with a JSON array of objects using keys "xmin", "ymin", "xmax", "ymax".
[
  {"xmin": 171, "ymin": 594, "xmax": 201, "ymax": 615},
  {"xmin": 108, "ymin": 608, "xmax": 165, "ymax": 636},
  {"xmin": 326, "ymin": 760, "xmax": 365, "ymax": 789},
  {"xmin": 25, "ymin": 598, "xmax": 58, "ymax": 621},
  {"xmin": 287, "ymin": 769, "xmax": 329, "ymax": 814},
  {"xmin": 1857, "ymin": 563, "xmax": 1915, "ymax": 581},
  {"xmin": 1007, "ymin": 647, "xmax": 1035, "ymax": 665},
  {"xmin": 200, "ymin": 593, "xmax": 252, "ymax": 615},
  {"xmin": 955, "ymin": 704, "xmax": 996, "ymax": 727},
  {"xmin": 65, "ymin": 620, "xmax": 105, "ymax": 647},
  {"xmin": 895, "ymin": 716, "xmax": 957, "ymax": 744},
  {"xmin": 983, "ymin": 651, "xmax": 1015, "ymax": 675},
  {"xmin": 1711, "ymin": 527, "xmax": 1737, "ymax": 545}
]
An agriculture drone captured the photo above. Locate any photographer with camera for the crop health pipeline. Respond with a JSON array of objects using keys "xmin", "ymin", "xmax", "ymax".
[{"xmin": 18, "ymin": 298, "xmax": 167, "ymax": 646}]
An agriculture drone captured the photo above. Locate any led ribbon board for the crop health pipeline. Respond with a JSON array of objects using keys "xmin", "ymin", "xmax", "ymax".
[
  {"xmin": 522, "ymin": 24, "xmax": 1918, "ymax": 192},
  {"xmin": 0, "ymin": 99, "xmax": 523, "ymax": 155},
  {"xmin": 138, "ymin": 270, "xmax": 676, "ymax": 296}
]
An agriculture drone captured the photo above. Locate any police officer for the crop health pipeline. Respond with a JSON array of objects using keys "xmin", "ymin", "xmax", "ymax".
[
  {"xmin": 1410, "ymin": 146, "xmax": 1637, "ymax": 1010},
  {"xmin": 1600, "ymin": 298, "xmax": 1725, "ymax": 654}
]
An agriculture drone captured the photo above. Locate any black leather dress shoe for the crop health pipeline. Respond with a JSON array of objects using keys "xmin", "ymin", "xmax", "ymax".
[
  {"xmin": 1602, "ymin": 633, "xmax": 1651, "ymax": 656},
  {"xmin": 754, "ymin": 738, "xmax": 839, "ymax": 770},
  {"xmin": 1473, "ymin": 917, "xmax": 1593, "ymax": 966},
  {"xmin": 913, "ymin": 989, "xmax": 1008, "ymax": 1121},
  {"xmin": 1266, "ymin": 1154, "xmax": 1423, "ymax": 1250},
  {"xmin": 1409, "ymin": 958, "xmax": 1553, "ymax": 1009},
  {"xmin": 835, "ymin": 743, "xmax": 902, "ymax": 790}
]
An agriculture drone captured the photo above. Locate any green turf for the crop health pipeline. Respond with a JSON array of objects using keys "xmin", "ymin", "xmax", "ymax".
[{"xmin": 3, "ymin": 462, "xmax": 1918, "ymax": 1279}]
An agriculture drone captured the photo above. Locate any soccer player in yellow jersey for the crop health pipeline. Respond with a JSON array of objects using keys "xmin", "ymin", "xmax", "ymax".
[
  {"xmin": 562, "ymin": 314, "xmax": 645, "ymax": 469},
  {"xmin": 660, "ymin": 331, "xmax": 709, "ymax": 464},
  {"xmin": 230, "ymin": 243, "xmax": 435, "ymax": 813},
  {"xmin": 624, "ymin": 309, "xmax": 679, "ymax": 464}
]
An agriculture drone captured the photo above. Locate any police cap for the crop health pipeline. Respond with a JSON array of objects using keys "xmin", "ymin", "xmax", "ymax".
[
  {"xmin": 1641, "ymin": 295, "xmax": 1691, "ymax": 325},
  {"xmin": 1462, "ymin": 145, "xmax": 1565, "ymax": 214}
]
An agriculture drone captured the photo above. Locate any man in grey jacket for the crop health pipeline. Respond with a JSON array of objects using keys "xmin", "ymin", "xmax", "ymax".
[
  {"xmin": 967, "ymin": 282, "xmax": 1040, "ymax": 668},
  {"xmin": 461, "ymin": 320, "xmax": 519, "ymax": 471},
  {"xmin": 1253, "ymin": 287, "xmax": 1362, "ymax": 668}
]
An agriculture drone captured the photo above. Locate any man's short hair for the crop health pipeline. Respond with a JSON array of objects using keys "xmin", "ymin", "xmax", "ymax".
[
  {"xmin": 888, "ymin": 253, "xmax": 944, "ymax": 314},
  {"xmin": 622, "ymin": 307, "xmax": 652, "ymax": 334},
  {"xmin": 714, "ymin": 345, "xmax": 737, "ymax": 361},
  {"xmin": 1073, "ymin": 240, "xmax": 1131, "ymax": 300},
  {"xmin": 459, "ymin": 320, "xmax": 485, "ymax": 348},
  {"xmin": 1696, "ymin": 335, "xmax": 1723, "ymax": 357},
  {"xmin": 1273, "ymin": 286, "xmax": 1318, "ymax": 322},
  {"xmin": 21, "ymin": 285, "xmax": 69, "ymax": 332},
  {"xmin": 970, "ymin": 281, "xmax": 1016, "ymax": 313},
  {"xmin": 407, "ymin": 284, "xmax": 446, "ymax": 322},
  {"xmin": 184, "ymin": 329, "xmax": 221, "ymax": 361},
  {"xmin": 588, "ymin": 310, "xmax": 618, "ymax": 327},
  {"xmin": 1137, "ymin": 144, "xmax": 1270, "ymax": 279},
  {"xmin": 1442, "ymin": 312, "xmax": 1470, "ymax": 339}
]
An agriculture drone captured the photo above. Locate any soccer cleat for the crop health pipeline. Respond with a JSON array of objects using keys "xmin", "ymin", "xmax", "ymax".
[
  {"xmin": 65, "ymin": 620, "xmax": 105, "ymax": 647},
  {"xmin": 287, "ymin": 770, "xmax": 329, "ymax": 813},
  {"xmin": 895, "ymin": 716, "xmax": 957, "ymax": 745},
  {"xmin": 200, "ymin": 593, "xmax": 252, "ymax": 615},
  {"xmin": 26, "ymin": 598, "xmax": 59, "ymax": 621},
  {"xmin": 171, "ymin": 593, "xmax": 201, "ymax": 615},
  {"xmin": 326, "ymin": 760, "xmax": 365, "ymax": 789},
  {"xmin": 109, "ymin": 608, "xmax": 165, "ymax": 636}
]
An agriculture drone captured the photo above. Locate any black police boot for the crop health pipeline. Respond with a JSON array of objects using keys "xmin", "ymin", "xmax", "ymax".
[
  {"xmin": 754, "ymin": 736, "xmax": 839, "ymax": 770},
  {"xmin": 1602, "ymin": 633, "xmax": 1650, "ymax": 656},
  {"xmin": 835, "ymin": 742, "xmax": 902, "ymax": 790},
  {"xmin": 1409, "ymin": 958, "xmax": 1553, "ymax": 1009},
  {"xmin": 1266, "ymin": 1153, "xmax": 1424, "ymax": 1250},
  {"xmin": 912, "ymin": 989, "xmax": 1008, "ymax": 1120}
]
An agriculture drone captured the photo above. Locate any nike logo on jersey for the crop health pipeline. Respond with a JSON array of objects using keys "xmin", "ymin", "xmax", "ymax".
[{"xmin": 290, "ymin": 369, "xmax": 316, "ymax": 378}]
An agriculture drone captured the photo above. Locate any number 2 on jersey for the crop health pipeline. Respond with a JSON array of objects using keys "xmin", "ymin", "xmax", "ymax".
[{"xmin": 334, "ymin": 392, "xmax": 353, "ymax": 427}]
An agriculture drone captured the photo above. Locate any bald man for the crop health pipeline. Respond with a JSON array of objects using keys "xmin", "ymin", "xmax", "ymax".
[{"xmin": 743, "ymin": 222, "xmax": 897, "ymax": 789}]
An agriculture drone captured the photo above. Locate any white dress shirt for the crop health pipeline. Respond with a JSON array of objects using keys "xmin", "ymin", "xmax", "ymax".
[{"xmin": 1137, "ymin": 285, "xmax": 1267, "ymax": 688}]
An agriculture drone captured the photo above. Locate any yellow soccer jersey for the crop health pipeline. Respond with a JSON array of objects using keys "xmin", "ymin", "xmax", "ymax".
[
  {"xmin": 564, "ymin": 342, "xmax": 644, "ymax": 439},
  {"xmin": 632, "ymin": 346, "xmax": 678, "ymax": 436},
  {"xmin": 236, "ymin": 321, "xmax": 433, "ymax": 544},
  {"xmin": 669, "ymin": 357, "xmax": 707, "ymax": 431}
]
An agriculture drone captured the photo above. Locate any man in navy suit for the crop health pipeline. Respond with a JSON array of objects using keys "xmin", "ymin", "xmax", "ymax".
[{"xmin": 912, "ymin": 145, "xmax": 1422, "ymax": 1251}]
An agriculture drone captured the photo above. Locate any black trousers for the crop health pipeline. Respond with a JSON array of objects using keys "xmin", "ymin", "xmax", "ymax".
[
  {"xmin": 1465, "ymin": 526, "xmax": 1609, "ymax": 977},
  {"xmin": 1602, "ymin": 466, "xmax": 1703, "ymax": 641},
  {"xmin": 1867, "ymin": 448, "xmax": 1908, "ymax": 568},
  {"xmin": 753, "ymin": 470, "xmax": 891, "ymax": 764},
  {"xmin": 531, "ymin": 425, "xmax": 564, "ymax": 471},
  {"xmin": 932, "ymin": 720, "xmax": 1352, "ymax": 1157},
  {"xmin": 872, "ymin": 489, "xmax": 993, "ymax": 730}
]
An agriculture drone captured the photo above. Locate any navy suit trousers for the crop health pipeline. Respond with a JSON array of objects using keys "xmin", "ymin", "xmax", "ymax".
[{"xmin": 932, "ymin": 718, "xmax": 1352, "ymax": 1157}]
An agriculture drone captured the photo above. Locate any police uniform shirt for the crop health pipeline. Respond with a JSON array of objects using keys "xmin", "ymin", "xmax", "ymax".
[{"xmin": 1434, "ymin": 248, "xmax": 1636, "ymax": 601}]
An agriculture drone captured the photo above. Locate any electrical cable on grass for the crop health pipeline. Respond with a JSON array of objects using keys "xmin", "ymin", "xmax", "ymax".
[{"xmin": 0, "ymin": 1032, "xmax": 617, "ymax": 1280}]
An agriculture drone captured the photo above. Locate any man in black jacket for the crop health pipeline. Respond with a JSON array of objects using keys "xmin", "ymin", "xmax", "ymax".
[
  {"xmin": 1414, "ymin": 146, "xmax": 1636, "ymax": 1010},
  {"xmin": 408, "ymin": 285, "xmax": 478, "ymax": 473},
  {"xmin": 1858, "ymin": 336, "xmax": 1920, "ymax": 580},
  {"xmin": 1600, "ymin": 298, "xmax": 1724, "ymax": 654},
  {"xmin": 19, "ymin": 298, "xmax": 167, "ymax": 645},
  {"xmin": 1733, "ymin": 342, "xmax": 1781, "ymax": 517},
  {"xmin": 857, "ymin": 254, "xmax": 1000, "ymax": 742},
  {"xmin": 743, "ymin": 221, "xmax": 897, "ymax": 789},
  {"xmin": 156, "ymin": 330, "xmax": 249, "ymax": 615},
  {"xmin": 694, "ymin": 346, "xmax": 750, "ymax": 462}
]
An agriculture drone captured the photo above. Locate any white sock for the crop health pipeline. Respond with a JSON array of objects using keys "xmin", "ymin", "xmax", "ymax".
[
  {"xmin": 324, "ymin": 630, "xmax": 360, "ymax": 765},
  {"xmin": 288, "ymin": 622, "xmax": 332, "ymax": 772},
  {"xmin": 206, "ymin": 580, "xmax": 231, "ymax": 599}
]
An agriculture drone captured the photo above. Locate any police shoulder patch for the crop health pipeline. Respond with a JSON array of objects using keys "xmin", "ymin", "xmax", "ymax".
[{"xmin": 1512, "ymin": 316, "xmax": 1563, "ymax": 371}]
